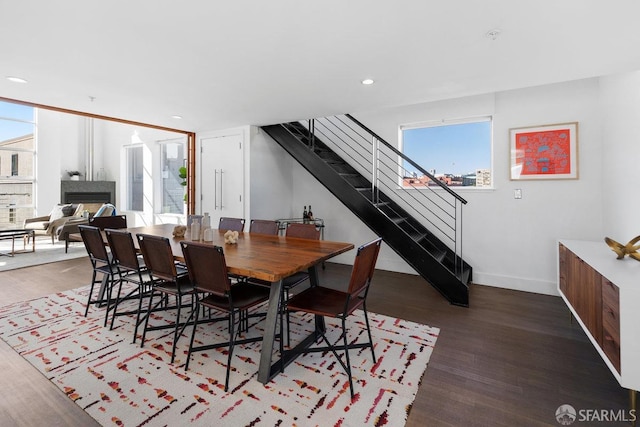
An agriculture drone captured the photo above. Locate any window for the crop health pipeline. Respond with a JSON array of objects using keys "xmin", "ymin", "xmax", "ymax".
[
  {"xmin": 160, "ymin": 140, "xmax": 186, "ymax": 214},
  {"xmin": 124, "ymin": 145, "xmax": 144, "ymax": 211},
  {"xmin": 0, "ymin": 101, "xmax": 35, "ymax": 228},
  {"xmin": 11, "ymin": 154, "xmax": 18, "ymax": 176},
  {"xmin": 400, "ymin": 117, "xmax": 492, "ymax": 188}
]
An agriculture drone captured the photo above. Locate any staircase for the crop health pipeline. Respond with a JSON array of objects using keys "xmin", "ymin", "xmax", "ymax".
[{"xmin": 262, "ymin": 115, "xmax": 471, "ymax": 306}]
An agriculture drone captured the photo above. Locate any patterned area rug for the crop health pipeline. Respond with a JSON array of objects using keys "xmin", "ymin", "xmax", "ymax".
[{"xmin": 0, "ymin": 286, "xmax": 439, "ymax": 426}]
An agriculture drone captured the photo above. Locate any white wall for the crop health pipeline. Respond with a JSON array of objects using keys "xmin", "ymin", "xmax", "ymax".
[
  {"xmin": 600, "ymin": 71, "xmax": 640, "ymax": 240},
  {"xmin": 35, "ymin": 110, "xmax": 83, "ymax": 215},
  {"xmin": 254, "ymin": 78, "xmax": 607, "ymax": 295},
  {"xmin": 249, "ymin": 127, "xmax": 295, "ymax": 220}
]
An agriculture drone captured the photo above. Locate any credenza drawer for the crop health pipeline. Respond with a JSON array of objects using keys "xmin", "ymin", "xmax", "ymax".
[{"xmin": 601, "ymin": 277, "xmax": 620, "ymax": 373}]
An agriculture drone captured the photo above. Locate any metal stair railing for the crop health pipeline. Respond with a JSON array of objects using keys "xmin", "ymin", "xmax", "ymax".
[{"xmin": 289, "ymin": 114, "xmax": 468, "ymax": 279}]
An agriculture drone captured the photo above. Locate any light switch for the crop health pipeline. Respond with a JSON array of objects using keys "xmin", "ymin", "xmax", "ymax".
[{"xmin": 514, "ymin": 189, "xmax": 522, "ymax": 199}]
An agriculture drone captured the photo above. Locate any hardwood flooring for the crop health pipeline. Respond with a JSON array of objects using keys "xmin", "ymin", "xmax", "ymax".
[{"xmin": 0, "ymin": 258, "xmax": 631, "ymax": 426}]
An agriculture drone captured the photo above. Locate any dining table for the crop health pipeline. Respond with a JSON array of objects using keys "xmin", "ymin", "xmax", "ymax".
[{"xmin": 123, "ymin": 223, "xmax": 354, "ymax": 384}]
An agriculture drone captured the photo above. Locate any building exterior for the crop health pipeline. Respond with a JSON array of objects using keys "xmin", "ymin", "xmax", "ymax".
[{"xmin": 0, "ymin": 134, "xmax": 35, "ymax": 228}]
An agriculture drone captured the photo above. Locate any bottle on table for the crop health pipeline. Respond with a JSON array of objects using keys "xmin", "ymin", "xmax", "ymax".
[
  {"xmin": 191, "ymin": 218, "xmax": 201, "ymax": 241},
  {"xmin": 202, "ymin": 212, "xmax": 211, "ymax": 241},
  {"xmin": 303, "ymin": 206, "xmax": 308, "ymax": 223},
  {"xmin": 308, "ymin": 205, "xmax": 314, "ymax": 222}
]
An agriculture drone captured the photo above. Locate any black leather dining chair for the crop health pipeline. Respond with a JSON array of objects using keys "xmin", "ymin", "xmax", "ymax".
[
  {"xmin": 180, "ymin": 240, "xmax": 270, "ymax": 391},
  {"xmin": 218, "ymin": 217, "xmax": 245, "ymax": 232},
  {"xmin": 285, "ymin": 237, "xmax": 382, "ymax": 398},
  {"xmin": 137, "ymin": 233, "xmax": 196, "ymax": 363}
]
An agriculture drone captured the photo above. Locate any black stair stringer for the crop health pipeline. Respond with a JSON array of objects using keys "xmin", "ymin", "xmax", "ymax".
[{"xmin": 262, "ymin": 123, "xmax": 470, "ymax": 306}]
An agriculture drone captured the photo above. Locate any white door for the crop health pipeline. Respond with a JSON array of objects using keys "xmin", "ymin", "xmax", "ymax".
[{"xmin": 198, "ymin": 133, "xmax": 244, "ymax": 228}]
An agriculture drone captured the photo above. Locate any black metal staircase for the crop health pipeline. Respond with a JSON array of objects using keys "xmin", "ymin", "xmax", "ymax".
[{"xmin": 262, "ymin": 115, "xmax": 471, "ymax": 306}]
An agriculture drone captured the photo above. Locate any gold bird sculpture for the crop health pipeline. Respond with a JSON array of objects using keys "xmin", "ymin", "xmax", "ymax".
[{"xmin": 604, "ymin": 235, "xmax": 640, "ymax": 261}]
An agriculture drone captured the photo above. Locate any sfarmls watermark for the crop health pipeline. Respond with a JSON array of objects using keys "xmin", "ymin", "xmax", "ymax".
[{"xmin": 556, "ymin": 404, "xmax": 636, "ymax": 425}]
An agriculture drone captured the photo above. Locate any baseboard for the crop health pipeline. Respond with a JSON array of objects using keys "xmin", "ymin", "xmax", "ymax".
[{"xmin": 472, "ymin": 272, "xmax": 558, "ymax": 296}]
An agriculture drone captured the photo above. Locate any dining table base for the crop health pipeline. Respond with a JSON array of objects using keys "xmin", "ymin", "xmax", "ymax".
[{"xmin": 257, "ymin": 265, "xmax": 326, "ymax": 384}]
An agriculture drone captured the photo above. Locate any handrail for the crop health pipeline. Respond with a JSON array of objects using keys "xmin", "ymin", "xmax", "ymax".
[{"xmin": 345, "ymin": 114, "xmax": 467, "ymax": 205}]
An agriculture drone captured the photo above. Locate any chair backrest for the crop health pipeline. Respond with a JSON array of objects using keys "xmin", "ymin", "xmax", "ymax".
[
  {"xmin": 219, "ymin": 217, "xmax": 245, "ymax": 232},
  {"xmin": 136, "ymin": 233, "xmax": 178, "ymax": 282},
  {"xmin": 180, "ymin": 241, "xmax": 231, "ymax": 297},
  {"xmin": 249, "ymin": 219, "xmax": 279, "ymax": 235},
  {"xmin": 78, "ymin": 224, "xmax": 110, "ymax": 264},
  {"xmin": 105, "ymin": 228, "xmax": 141, "ymax": 272},
  {"xmin": 347, "ymin": 237, "xmax": 383, "ymax": 298},
  {"xmin": 89, "ymin": 214, "xmax": 127, "ymax": 230},
  {"xmin": 187, "ymin": 214, "xmax": 203, "ymax": 226},
  {"xmin": 286, "ymin": 222, "xmax": 320, "ymax": 240}
]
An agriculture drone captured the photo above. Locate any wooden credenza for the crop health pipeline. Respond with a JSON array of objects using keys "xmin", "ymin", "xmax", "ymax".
[{"xmin": 558, "ymin": 240, "xmax": 640, "ymax": 407}]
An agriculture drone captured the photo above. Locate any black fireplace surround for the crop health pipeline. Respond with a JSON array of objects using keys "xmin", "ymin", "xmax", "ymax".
[{"xmin": 61, "ymin": 181, "xmax": 115, "ymax": 205}]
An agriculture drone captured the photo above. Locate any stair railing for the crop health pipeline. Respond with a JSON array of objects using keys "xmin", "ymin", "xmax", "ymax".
[{"xmin": 290, "ymin": 114, "xmax": 468, "ymax": 279}]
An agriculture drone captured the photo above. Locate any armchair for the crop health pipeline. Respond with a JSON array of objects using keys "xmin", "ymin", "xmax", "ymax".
[
  {"xmin": 57, "ymin": 204, "xmax": 119, "ymax": 252},
  {"xmin": 23, "ymin": 203, "xmax": 84, "ymax": 244}
]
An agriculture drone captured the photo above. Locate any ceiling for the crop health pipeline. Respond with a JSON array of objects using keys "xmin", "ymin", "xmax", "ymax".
[{"xmin": 1, "ymin": 1, "xmax": 640, "ymax": 133}]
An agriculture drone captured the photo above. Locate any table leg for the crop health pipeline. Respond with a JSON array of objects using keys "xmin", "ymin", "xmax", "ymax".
[
  {"xmin": 257, "ymin": 264, "xmax": 326, "ymax": 384},
  {"xmin": 96, "ymin": 274, "xmax": 110, "ymax": 307},
  {"xmin": 257, "ymin": 279, "xmax": 283, "ymax": 383}
]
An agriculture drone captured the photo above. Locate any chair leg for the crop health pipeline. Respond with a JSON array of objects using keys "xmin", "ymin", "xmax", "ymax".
[
  {"xmin": 341, "ymin": 317, "xmax": 355, "ymax": 399},
  {"xmin": 283, "ymin": 287, "xmax": 291, "ymax": 347},
  {"xmin": 185, "ymin": 300, "xmax": 201, "ymax": 371},
  {"xmin": 279, "ymin": 295, "xmax": 285, "ymax": 373},
  {"xmin": 225, "ymin": 311, "xmax": 236, "ymax": 392},
  {"xmin": 362, "ymin": 306, "xmax": 376, "ymax": 363},
  {"xmin": 171, "ymin": 294, "xmax": 183, "ymax": 364},
  {"xmin": 132, "ymin": 282, "xmax": 151, "ymax": 344},
  {"xmin": 105, "ymin": 278, "xmax": 119, "ymax": 328},
  {"xmin": 84, "ymin": 270, "xmax": 98, "ymax": 317},
  {"xmin": 140, "ymin": 289, "xmax": 158, "ymax": 348}
]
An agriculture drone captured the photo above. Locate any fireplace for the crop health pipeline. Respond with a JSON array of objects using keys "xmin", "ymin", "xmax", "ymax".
[
  {"xmin": 64, "ymin": 192, "xmax": 111, "ymax": 204},
  {"xmin": 61, "ymin": 181, "xmax": 116, "ymax": 207}
]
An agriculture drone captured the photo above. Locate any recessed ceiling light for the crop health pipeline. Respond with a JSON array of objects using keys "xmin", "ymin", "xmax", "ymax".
[
  {"xmin": 6, "ymin": 76, "xmax": 27, "ymax": 83},
  {"xmin": 171, "ymin": 115, "xmax": 183, "ymax": 120},
  {"xmin": 361, "ymin": 78, "xmax": 375, "ymax": 85},
  {"xmin": 485, "ymin": 29, "xmax": 501, "ymax": 40}
]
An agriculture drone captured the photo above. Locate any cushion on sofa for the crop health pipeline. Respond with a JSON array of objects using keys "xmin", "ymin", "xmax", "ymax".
[
  {"xmin": 61, "ymin": 204, "xmax": 77, "ymax": 216},
  {"xmin": 95, "ymin": 203, "xmax": 116, "ymax": 217},
  {"xmin": 49, "ymin": 204, "xmax": 71, "ymax": 222},
  {"xmin": 24, "ymin": 220, "xmax": 49, "ymax": 231}
]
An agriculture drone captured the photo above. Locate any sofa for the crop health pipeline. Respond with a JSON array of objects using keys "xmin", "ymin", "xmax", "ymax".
[{"xmin": 23, "ymin": 203, "xmax": 85, "ymax": 244}]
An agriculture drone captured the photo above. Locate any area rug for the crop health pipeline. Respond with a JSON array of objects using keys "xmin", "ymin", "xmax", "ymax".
[
  {"xmin": 0, "ymin": 239, "xmax": 86, "ymax": 272},
  {"xmin": 0, "ymin": 285, "xmax": 439, "ymax": 427}
]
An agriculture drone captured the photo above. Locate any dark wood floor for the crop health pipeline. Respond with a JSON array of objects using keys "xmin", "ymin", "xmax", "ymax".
[{"xmin": 0, "ymin": 258, "xmax": 631, "ymax": 426}]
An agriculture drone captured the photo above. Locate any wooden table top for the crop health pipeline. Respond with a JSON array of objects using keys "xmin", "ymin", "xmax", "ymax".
[{"xmin": 127, "ymin": 223, "xmax": 354, "ymax": 282}]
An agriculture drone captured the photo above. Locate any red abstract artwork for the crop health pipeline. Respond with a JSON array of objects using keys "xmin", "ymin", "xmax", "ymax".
[{"xmin": 514, "ymin": 128, "xmax": 572, "ymax": 175}]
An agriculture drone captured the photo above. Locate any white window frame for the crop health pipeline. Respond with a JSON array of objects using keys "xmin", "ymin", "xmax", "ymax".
[
  {"xmin": 157, "ymin": 138, "xmax": 186, "ymax": 215},
  {"xmin": 399, "ymin": 116, "xmax": 494, "ymax": 189},
  {"xmin": 122, "ymin": 144, "xmax": 146, "ymax": 212}
]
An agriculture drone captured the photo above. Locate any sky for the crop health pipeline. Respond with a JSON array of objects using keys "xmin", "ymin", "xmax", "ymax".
[
  {"xmin": 402, "ymin": 120, "xmax": 491, "ymax": 176},
  {"xmin": 0, "ymin": 101, "xmax": 34, "ymax": 142}
]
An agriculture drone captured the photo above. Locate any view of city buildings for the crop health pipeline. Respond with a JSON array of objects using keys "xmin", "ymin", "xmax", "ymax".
[
  {"xmin": 0, "ymin": 133, "xmax": 34, "ymax": 228},
  {"xmin": 402, "ymin": 168, "xmax": 491, "ymax": 188}
]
